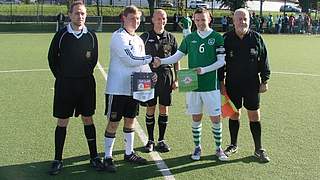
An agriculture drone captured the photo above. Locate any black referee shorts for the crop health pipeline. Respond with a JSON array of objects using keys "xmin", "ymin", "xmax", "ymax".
[
  {"xmin": 105, "ymin": 94, "xmax": 139, "ymax": 122},
  {"xmin": 53, "ymin": 76, "xmax": 96, "ymax": 119},
  {"xmin": 140, "ymin": 69, "xmax": 173, "ymax": 107},
  {"xmin": 226, "ymin": 83, "xmax": 260, "ymax": 111}
]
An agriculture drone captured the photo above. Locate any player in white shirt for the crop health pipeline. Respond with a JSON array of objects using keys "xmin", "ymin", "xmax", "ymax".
[{"xmin": 103, "ymin": 6, "xmax": 156, "ymax": 172}]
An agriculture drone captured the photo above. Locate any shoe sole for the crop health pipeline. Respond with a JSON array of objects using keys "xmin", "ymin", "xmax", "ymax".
[{"xmin": 191, "ymin": 156, "xmax": 201, "ymax": 161}]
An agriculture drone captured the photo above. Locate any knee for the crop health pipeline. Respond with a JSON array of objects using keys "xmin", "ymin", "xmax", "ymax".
[
  {"xmin": 57, "ymin": 118, "xmax": 69, "ymax": 127},
  {"xmin": 106, "ymin": 121, "xmax": 119, "ymax": 133},
  {"xmin": 230, "ymin": 111, "xmax": 241, "ymax": 120},
  {"xmin": 82, "ymin": 116, "xmax": 93, "ymax": 125}
]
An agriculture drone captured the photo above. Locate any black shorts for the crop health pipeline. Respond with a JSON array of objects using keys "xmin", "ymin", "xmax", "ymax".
[
  {"xmin": 53, "ymin": 76, "xmax": 96, "ymax": 119},
  {"xmin": 105, "ymin": 94, "xmax": 139, "ymax": 122},
  {"xmin": 140, "ymin": 69, "xmax": 173, "ymax": 107},
  {"xmin": 226, "ymin": 83, "xmax": 260, "ymax": 111}
]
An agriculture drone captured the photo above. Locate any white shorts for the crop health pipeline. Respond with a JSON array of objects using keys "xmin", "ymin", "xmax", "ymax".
[
  {"xmin": 183, "ymin": 29, "xmax": 191, "ymax": 38},
  {"xmin": 186, "ymin": 90, "xmax": 221, "ymax": 116}
]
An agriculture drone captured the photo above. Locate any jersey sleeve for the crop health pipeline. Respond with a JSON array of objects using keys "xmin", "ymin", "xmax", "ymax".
[
  {"xmin": 178, "ymin": 37, "xmax": 188, "ymax": 54},
  {"xmin": 258, "ymin": 35, "xmax": 271, "ymax": 83},
  {"xmin": 89, "ymin": 30, "xmax": 98, "ymax": 70},
  {"xmin": 111, "ymin": 33, "xmax": 152, "ymax": 67},
  {"xmin": 47, "ymin": 32, "xmax": 61, "ymax": 78}
]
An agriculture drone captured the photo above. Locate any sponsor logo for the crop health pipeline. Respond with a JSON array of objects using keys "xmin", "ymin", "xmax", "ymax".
[{"xmin": 191, "ymin": 40, "xmax": 197, "ymax": 43}]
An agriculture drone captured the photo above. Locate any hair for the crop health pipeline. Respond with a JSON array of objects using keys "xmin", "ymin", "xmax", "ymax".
[
  {"xmin": 234, "ymin": 8, "xmax": 250, "ymax": 18},
  {"xmin": 69, "ymin": 1, "xmax": 85, "ymax": 13},
  {"xmin": 122, "ymin": 5, "xmax": 140, "ymax": 17},
  {"xmin": 193, "ymin": 7, "xmax": 211, "ymax": 18},
  {"xmin": 153, "ymin": 9, "xmax": 167, "ymax": 18}
]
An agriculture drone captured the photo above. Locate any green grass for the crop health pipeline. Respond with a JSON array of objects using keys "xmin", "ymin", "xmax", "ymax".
[{"xmin": 0, "ymin": 32, "xmax": 319, "ymax": 180}]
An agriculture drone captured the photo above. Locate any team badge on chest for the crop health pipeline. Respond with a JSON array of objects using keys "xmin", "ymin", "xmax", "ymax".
[
  {"xmin": 208, "ymin": 38, "xmax": 215, "ymax": 45},
  {"xmin": 85, "ymin": 51, "xmax": 91, "ymax": 59}
]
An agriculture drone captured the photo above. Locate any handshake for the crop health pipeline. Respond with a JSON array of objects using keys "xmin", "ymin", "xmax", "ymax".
[{"xmin": 151, "ymin": 57, "xmax": 161, "ymax": 68}]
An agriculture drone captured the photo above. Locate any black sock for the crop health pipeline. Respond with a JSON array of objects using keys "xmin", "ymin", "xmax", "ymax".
[
  {"xmin": 158, "ymin": 115, "xmax": 168, "ymax": 142},
  {"xmin": 54, "ymin": 126, "xmax": 66, "ymax": 161},
  {"xmin": 229, "ymin": 119, "xmax": 240, "ymax": 146},
  {"xmin": 250, "ymin": 121, "xmax": 262, "ymax": 151},
  {"xmin": 146, "ymin": 114, "xmax": 155, "ymax": 141},
  {"xmin": 84, "ymin": 124, "xmax": 98, "ymax": 159}
]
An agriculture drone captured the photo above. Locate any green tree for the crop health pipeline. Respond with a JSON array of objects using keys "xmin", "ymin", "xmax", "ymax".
[
  {"xmin": 147, "ymin": 0, "xmax": 155, "ymax": 16},
  {"xmin": 215, "ymin": 0, "xmax": 247, "ymax": 11},
  {"xmin": 298, "ymin": 0, "xmax": 319, "ymax": 13}
]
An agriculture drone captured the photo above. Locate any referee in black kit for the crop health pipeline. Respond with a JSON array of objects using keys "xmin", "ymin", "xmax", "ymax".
[
  {"xmin": 219, "ymin": 8, "xmax": 271, "ymax": 163},
  {"xmin": 47, "ymin": 1, "xmax": 104, "ymax": 175},
  {"xmin": 140, "ymin": 9, "xmax": 180, "ymax": 153}
]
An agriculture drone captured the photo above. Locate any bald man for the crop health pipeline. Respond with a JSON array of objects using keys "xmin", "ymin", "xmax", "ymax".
[
  {"xmin": 140, "ymin": 9, "xmax": 179, "ymax": 153},
  {"xmin": 219, "ymin": 8, "xmax": 271, "ymax": 163}
]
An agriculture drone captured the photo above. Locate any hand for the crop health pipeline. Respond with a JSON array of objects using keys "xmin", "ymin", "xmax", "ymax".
[
  {"xmin": 152, "ymin": 57, "xmax": 161, "ymax": 68},
  {"xmin": 194, "ymin": 68, "xmax": 201, "ymax": 75},
  {"xmin": 220, "ymin": 81, "xmax": 227, "ymax": 95},
  {"xmin": 172, "ymin": 80, "xmax": 178, "ymax": 90},
  {"xmin": 151, "ymin": 72, "xmax": 157, "ymax": 84},
  {"xmin": 259, "ymin": 83, "xmax": 268, "ymax": 93}
]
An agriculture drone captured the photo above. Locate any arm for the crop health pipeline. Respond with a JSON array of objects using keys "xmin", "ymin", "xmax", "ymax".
[
  {"xmin": 197, "ymin": 46, "xmax": 226, "ymax": 75},
  {"xmin": 160, "ymin": 50, "xmax": 184, "ymax": 65},
  {"xmin": 48, "ymin": 32, "xmax": 60, "ymax": 78},
  {"xmin": 112, "ymin": 34, "xmax": 153, "ymax": 67},
  {"xmin": 258, "ymin": 36, "xmax": 270, "ymax": 84},
  {"xmin": 90, "ymin": 31, "xmax": 98, "ymax": 70}
]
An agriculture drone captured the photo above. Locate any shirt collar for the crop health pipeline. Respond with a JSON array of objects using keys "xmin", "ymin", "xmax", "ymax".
[{"xmin": 67, "ymin": 23, "xmax": 88, "ymax": 39}]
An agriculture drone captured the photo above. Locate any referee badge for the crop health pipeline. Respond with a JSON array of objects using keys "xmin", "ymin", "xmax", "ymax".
[
  {"xmin": 85, "ymin": 51, "xmax": 91, "ymax": 59},
  {"xmin": 229, "ymin": 50, "xmax": 234, "ymax": 58},
  {"xmin": 250, "ymin": 48, "xmax": 258, "ymax": 55}
]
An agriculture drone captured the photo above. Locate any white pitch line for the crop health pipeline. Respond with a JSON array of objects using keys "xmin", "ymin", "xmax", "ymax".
[
  {"xmin": 0, "ymin": 68, "xmax": 49, "ymax": 73},
  {"xmin": 272, "ymin": 71, "xmax": 320, "ymax": 77},
  {"xmin": 97, "ymin": 62, "xmax": 175, "ymax": 180}
]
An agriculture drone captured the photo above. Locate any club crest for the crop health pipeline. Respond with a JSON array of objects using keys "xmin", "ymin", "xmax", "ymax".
[{"xmin": 208, "ymin": 38, "xmax": 215, "ymax": 45}]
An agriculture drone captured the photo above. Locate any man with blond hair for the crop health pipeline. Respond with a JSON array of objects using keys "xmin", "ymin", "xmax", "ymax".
[
  {"xmin": 103, "ymin": 5, "xmax": 157, "ymax": 172},
  {"xmin": 140, "ymin": 9, "xmax": 179, "ymax": 153}
]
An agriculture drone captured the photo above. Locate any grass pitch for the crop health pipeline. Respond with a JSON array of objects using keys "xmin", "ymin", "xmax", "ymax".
[{"xmin": 0, "ymin": 32, "xmax": 319, "ymax": 180}]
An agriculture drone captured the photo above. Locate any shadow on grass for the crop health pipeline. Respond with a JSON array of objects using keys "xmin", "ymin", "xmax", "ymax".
[{"xmin": 0, "ymin": 147, "xmax": 265, "ymax": 180}]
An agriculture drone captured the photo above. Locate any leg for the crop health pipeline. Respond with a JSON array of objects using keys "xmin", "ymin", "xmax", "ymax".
[
  {"xmin": 224, "ymin": 111, "xmax": 241, "ymax": 157},
  {"xmin": 210, "ymin": 115, "xmax": 228, "ymax": 161},
  {"xmin": 81, "ymin": 116, "xmax": 104, "ymax": 171},
  {"xmin": 156, "ymin": 105, "xmax": 171, "ymax": 152},
  {"xmin": 49, "ymin": 118, "xmax": 69, "ymax": 175},
  {"xmin": 191, "ymin": 114, "xmax": 202, "ymax": 160},
  {"xmin": 144, "ymin": 105, "xmax": 156, "ymax": 152},
  {"xmin": 123, "ymin": 117, "xmax": 147, "ymax": 164}
]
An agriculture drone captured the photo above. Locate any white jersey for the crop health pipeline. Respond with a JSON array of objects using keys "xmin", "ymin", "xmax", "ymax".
[{"xmin": 106, "ymin": 28, "xmax": 152, "ymax": 95}]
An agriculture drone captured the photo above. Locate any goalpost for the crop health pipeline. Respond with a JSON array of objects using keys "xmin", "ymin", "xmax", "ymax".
[{"xmin": 86, "ymin": 16, "xmax": 103, "ymax": 32}]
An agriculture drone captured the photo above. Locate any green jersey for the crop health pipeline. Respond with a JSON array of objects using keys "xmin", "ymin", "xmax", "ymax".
[
  {"xmin": 180, "ymin": 16, "xmax": 192, "ymax": 29},
  {"xmin": 178, "ymin": 30, "xmax": 224, "ymax": 92}
]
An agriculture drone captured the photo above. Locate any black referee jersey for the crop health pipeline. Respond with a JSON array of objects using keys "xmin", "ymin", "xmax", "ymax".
[
  {"xmin": 219, "ymin": 29, "xmax": 270, "ymax": 86},
  {"xmin": 140, "ymin": 30, "xmax": 178, "ymax": 72},
  {"xmin": 48, "ymin": 26, "xmax": 98, "ymax": 78}
]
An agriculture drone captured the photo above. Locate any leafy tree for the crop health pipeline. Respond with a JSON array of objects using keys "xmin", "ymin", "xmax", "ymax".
[
  {"xmin": 215, "ymin": 0, "xmax": 248, "ymax": 11},
  {"xmin": 298, "ymin": 0, "xmax": 319, "ymax": 13}
]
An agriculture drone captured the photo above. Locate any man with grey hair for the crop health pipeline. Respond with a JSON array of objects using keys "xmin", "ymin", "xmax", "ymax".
[{"xmin": 219, "ymin": 8, "xmax": 271, "ymax": 163}]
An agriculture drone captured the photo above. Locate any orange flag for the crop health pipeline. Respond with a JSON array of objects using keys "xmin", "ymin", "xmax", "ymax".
[{"xmin": 221, "ymin": 94, "xmax": 238, "ymax": 118}]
